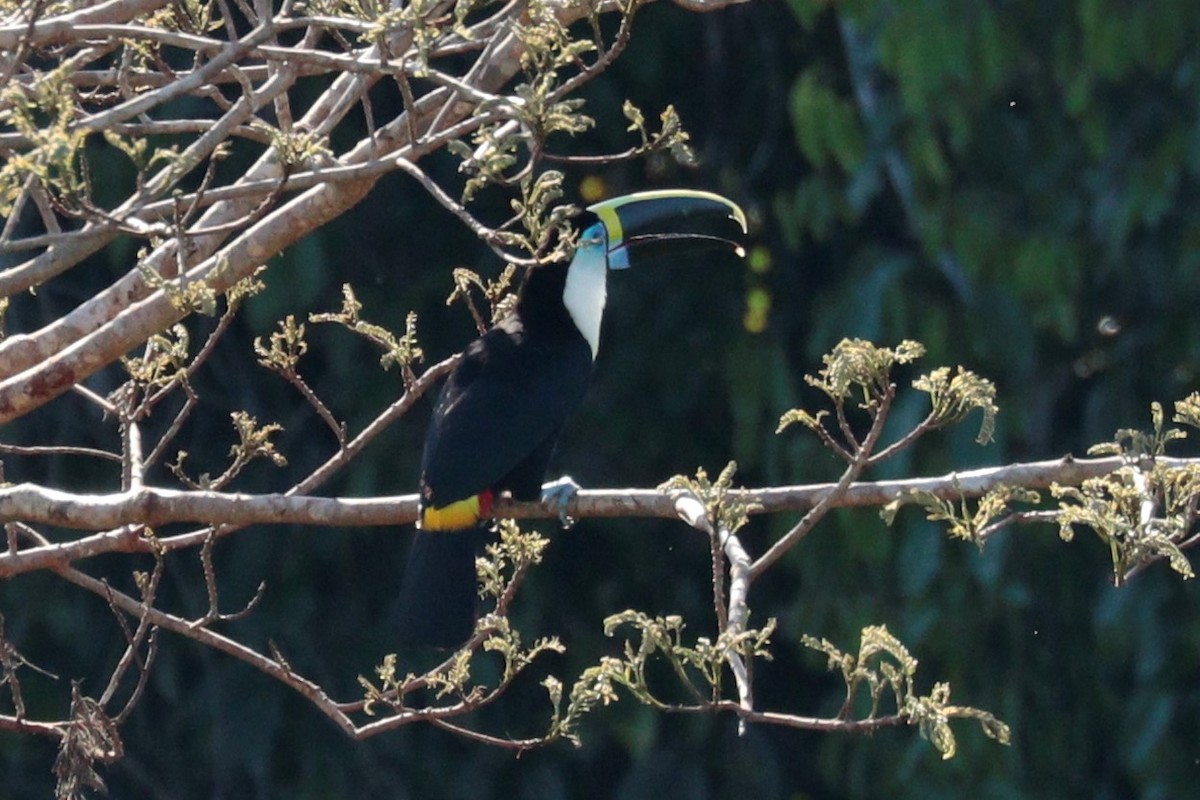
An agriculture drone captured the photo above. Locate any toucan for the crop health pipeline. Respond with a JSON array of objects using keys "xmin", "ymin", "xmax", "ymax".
[{"xmin": 396, "ymin": 189, "xmax": 748, "ymax": 647}]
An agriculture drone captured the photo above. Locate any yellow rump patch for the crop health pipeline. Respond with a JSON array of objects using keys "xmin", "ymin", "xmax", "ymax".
[{"xmin": 420, "ymin": 496, "xmax": 483, "ymax": 531}]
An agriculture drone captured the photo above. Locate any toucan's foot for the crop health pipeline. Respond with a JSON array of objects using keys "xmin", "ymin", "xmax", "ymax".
[{"xmin": 541, "ymin": 476, "xmax": 581, "ymax": 529}]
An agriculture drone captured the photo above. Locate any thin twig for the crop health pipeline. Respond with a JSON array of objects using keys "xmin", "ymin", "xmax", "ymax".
[
  {"xmin": 978, "ymin": 510, "xmax": 1059, "ymax": 543},
  {"xmin": 393, "ymin": 157, "xmax": 540, "ymax": 266},
  {"xmin": 0, "ymin": 442, "xmax": 121, "ymax": 462},
  {"xmin": 51, "ymin": 562, "xmax": 360, "ymax": 737},
  {"xmin": 750, "ymin": 388, "xmax": 896, "ymax": 580},
  {"xmin": 278, "ymin": 367, "xmax": 347, "ymax": 446},
  {"xmin": 97, "ymin": 550, "xmax": 160, "ymax": 713},
  {"xmin": 867, "ymin": 412, "xmax": 939, "ymax": 465}
]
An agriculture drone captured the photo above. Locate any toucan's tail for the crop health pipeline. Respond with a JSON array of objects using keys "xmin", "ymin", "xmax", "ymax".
[{"xmin": 396, "ymin": 527, "xmax": 485, "ymax": 648}]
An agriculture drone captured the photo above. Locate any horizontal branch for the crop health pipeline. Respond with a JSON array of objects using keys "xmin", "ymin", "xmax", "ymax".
[
  {"xmin": 0, "ymin": 454, "xmax": 1170, "ymax": 529},
  {"xmin": 702, "ymin": 700, "xmax": 908, "ymax": 734},
  {"xmin": 0, "ymin": 455, "xmax": 1181, "ymax": 577}
]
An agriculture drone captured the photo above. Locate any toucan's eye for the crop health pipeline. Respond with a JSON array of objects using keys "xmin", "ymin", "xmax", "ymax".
[{"xmin": 581, "ymin": 222, "xmax": 606, "ymax": 247}]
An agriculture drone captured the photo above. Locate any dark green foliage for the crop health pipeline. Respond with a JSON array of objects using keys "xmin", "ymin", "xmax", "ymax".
[
  {"xmin": 782, "ymin": 0, "xmax": 1200, "ymax": 455},
  {"xmin": 769, "ymin": 2, "xmax": 1200, "ymax": 798}
]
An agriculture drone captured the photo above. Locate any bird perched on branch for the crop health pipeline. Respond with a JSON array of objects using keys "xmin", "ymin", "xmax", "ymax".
[{"xmin": 397, "ymin": 189, "xmax": 748, "ymax": 647}]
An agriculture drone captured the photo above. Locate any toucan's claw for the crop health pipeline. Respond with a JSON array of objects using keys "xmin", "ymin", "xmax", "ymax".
[{"xmin": 542, "ymin": 476, "xmax": 581, "ymax": 529}]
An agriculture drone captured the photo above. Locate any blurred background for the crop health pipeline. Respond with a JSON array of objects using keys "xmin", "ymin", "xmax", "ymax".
[{"xmin": 4, "ymin": 0, "xmax": 1200, "ymax": 797}]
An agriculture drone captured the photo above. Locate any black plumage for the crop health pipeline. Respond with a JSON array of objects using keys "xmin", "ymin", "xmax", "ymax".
[{"xmin": 397, "ymin": 264, "xmax": 593, "ymax": 646}]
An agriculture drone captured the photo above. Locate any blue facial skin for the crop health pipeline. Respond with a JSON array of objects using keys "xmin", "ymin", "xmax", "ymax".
[
  {"xmin": 581, "ymin": 221, "xmax": 632, "ymax": 271},
  {"xmin": 579, "ymin": 221, "xmax": 631, "ymax": 271}
]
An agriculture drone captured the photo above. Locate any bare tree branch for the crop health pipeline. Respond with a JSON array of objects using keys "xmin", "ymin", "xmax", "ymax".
[
  {"xmin": 0, "ymin": 455, "xmax": 1185, "ymax": 579},
  {"xmin": 0, "ymin": 0, "xmax": 1046, "ymax": 780},
  {"xmin": 0, "ymin": 0, "xmax": 175, "ymax": 51}
]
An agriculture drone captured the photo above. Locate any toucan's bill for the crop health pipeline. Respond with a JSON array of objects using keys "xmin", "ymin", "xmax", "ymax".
[{"xmin": 585, "ymin": 189, "xmax": 748, "ymax": 270}]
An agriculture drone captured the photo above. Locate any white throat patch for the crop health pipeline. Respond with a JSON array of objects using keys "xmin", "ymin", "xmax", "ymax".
[{"xmin": 562, "ymin": 245, "xmax": 608, "ymax": 359}]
